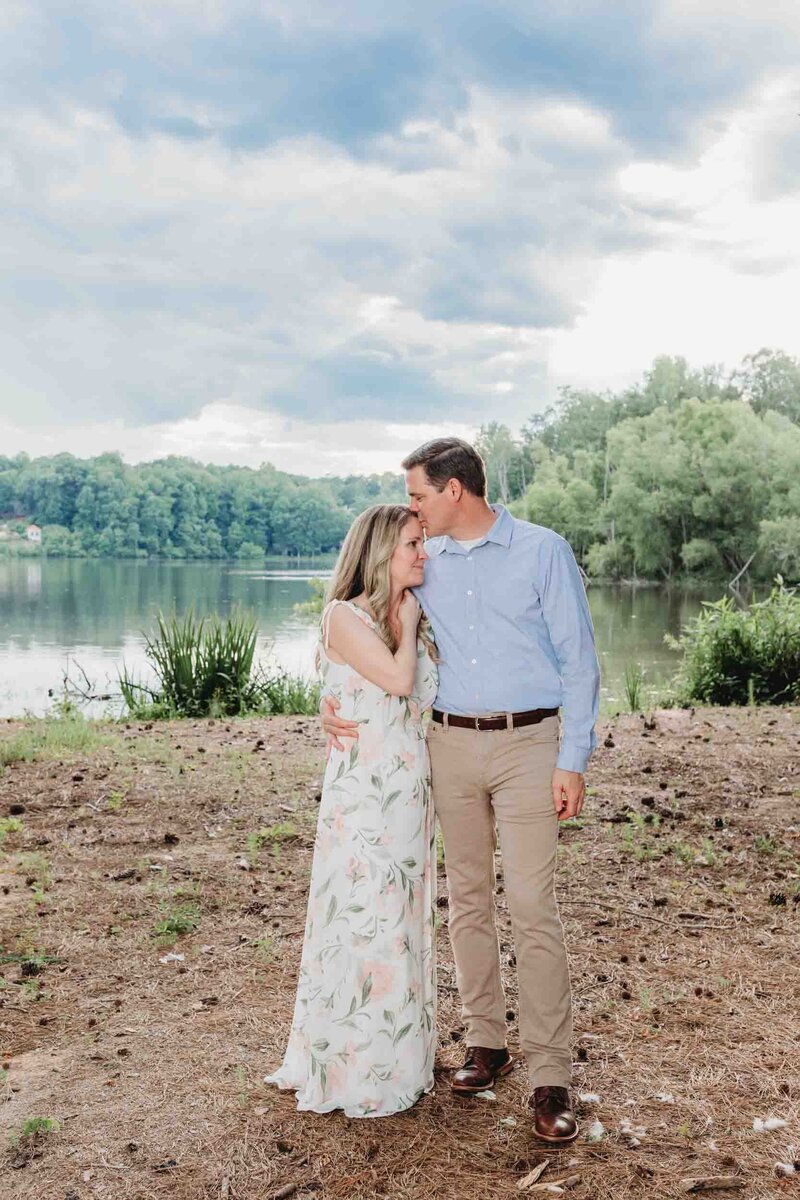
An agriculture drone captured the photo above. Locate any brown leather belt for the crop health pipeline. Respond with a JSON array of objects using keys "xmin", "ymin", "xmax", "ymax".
[{"xmin": 432, "ymin": 707, "xmax": 558, "ymax": 732}]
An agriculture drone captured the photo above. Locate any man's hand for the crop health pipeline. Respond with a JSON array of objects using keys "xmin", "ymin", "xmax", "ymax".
[
  {"xmin": 551, "ymin": 767, "xmax": 585, "ymax": 821},
  {"xmin": 320, "ymin": 694, "xmax": 360, "ymax": 755}
]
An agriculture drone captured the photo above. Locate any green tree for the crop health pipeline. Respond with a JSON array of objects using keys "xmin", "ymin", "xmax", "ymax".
[
  {"xmin": 736, "ymin": 348, "xmax": 800, "ymax": 423},
  {"xmin": 475, "ymin": 422, "xmax": 528, "ymax": 503}
]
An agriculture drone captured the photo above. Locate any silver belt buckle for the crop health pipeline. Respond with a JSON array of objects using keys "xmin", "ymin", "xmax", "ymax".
[{"xmin": 474, "ymin": 716, "xmax": 484, "ymax": 731}]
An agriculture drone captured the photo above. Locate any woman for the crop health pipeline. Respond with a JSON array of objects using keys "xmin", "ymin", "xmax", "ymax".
[{"xmin": 266, "ymin": 505, "xmax": 438, "ymax": 1118}]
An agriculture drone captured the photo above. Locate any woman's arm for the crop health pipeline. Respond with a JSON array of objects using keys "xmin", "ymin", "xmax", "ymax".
[{"xmin": 327, "ymin": 597, "xmax": 419, "ymax": 696}]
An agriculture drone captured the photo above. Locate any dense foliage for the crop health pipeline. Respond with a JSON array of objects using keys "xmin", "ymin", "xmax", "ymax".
[
  {"xmin": 477, "ymin": 349, "xmax": 800, "ymax": 581},
  {"xmin": 667, "ymin": 582, "xmax": 800, "ymax": 706},
  {"xmin": 1, "ymin": 346, "xmax": 798, "ymax": 579},
  {"xmin": 0, "ymin": 456, "xmax": 403, "ymax": 559}
]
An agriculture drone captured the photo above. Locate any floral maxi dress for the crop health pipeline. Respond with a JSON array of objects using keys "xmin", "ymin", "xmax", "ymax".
[{"xmin": 266, "ymin": 599, "xmax": 439, "ymax": 1117}]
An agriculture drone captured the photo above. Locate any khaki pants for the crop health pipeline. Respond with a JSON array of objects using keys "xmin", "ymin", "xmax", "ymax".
[{"xmin": 427, "ymin": 715, "xmax": 572, "ymax": 1089}]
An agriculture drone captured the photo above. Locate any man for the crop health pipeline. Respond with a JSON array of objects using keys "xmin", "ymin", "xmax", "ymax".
[{"xmin": 323, "ymin": 438, "xmax": 600, "ymax": 1143}]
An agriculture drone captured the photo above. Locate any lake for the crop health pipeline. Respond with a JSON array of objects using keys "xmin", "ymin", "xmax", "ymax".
[{"xmin": 0, "ymin": 558, "xmax": 721, "ymax": 718}]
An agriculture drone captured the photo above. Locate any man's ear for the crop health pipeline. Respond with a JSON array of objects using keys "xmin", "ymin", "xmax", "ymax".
[{"xmin": 447, "ymin": 478, "xmax": 463, "ymax": 502}]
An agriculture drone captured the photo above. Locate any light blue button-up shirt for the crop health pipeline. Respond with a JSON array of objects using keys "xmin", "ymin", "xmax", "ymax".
[{"xmin": 414, "ymin": 505, "xmax": 600, "ymax": 773}]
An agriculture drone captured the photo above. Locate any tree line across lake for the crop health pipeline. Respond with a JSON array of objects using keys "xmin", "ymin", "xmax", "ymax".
[{"xmin": 1, "ymin": 348, "xmax": 798, "ymax": 582}]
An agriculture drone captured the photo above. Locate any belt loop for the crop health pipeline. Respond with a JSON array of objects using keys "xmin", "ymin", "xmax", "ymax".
[
  {"xmin": 443, "ymin": 711, "xmax": 449, "ymax": 731},
  {"xmin": 506, "ymin": 712, "xmax": 513, "ymax": 731}
]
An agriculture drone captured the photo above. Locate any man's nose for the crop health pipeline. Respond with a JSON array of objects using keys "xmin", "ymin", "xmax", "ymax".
[{"xmin": 408, "ymin": 499, "xmax": 419, "ymax": 513}]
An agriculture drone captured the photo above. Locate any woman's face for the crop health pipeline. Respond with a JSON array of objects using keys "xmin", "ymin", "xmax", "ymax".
[{"xmin": 389, "ymin": 515, "xmax": 428, "ymax": 591}]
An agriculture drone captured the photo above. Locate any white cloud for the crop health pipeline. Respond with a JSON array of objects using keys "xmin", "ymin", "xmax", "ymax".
[
  {"xmin": 618, "ymin": 72, "xmax": 800, "ymax": 257},
  {"xmin": 550, "ymin": 249, "xmax": 800, "ymax": 393},
  {"xmin": 0, "ymin": 403, "xmax": 477, "ymax": 476},
  {"xmin": 1, "ymin": 12, "xmax": 800, "ymax": 466},
  {"xmin": 656, "ymin": 0, "xmax": 800, "ymax": 40},
  {"xmin": 0, "ymin": 86, "xmax": 629, "ymax": 432},
  {"xmin": 550, "ymin": 70, "xmax": 800, "ymax": 392}
]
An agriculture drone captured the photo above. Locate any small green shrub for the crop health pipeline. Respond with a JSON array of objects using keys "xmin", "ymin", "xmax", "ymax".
[
  {"xmin": 261, "ymin": 672, "xmax": 322, "ymax": 716},
  {"xmin": 0, "ymin": 947, "xmax": 62, "ymax": 972},
  {"xmin": 9, "ymin": 1116, "xmax": 60, "ymax": 1147},
  {"xmin": 246, "ymin": 822, "xmax": 300, "ymax": 862},
  {"xmin": 253, "ymin": 935, "xmax": 276, "ymax": 961},
  {"xmin": 0, "ymin": 717, "xmax": 111, "ymax": 767},
  {"xmin": 293, "ymin": 577, "xmax": 327, "ymax": 617},
  {"xmin": 0, "ymin": 817, "xmax": 23, "ymax": 846},
  {"xmin": 672, "ymin": 841, "xmax": 696, "ymax": 865},
  {"xmin": 152, "ymin": 901, "xmax": 201, "ymax": 944},
  {"xmin": 668, "ymin": 581, "xmax": 800, "ymax": 705},
  {"xmin": 19, "ymin": 854, "xmax": 52, "ymax": 901},
  {"xmin": 619, "ymin": 814, "xmax": 660, "ymax": 862}
]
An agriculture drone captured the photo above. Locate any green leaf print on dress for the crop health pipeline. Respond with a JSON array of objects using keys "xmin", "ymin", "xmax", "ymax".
[{"xmin": 265, "ymin": 600, "xmax": 438, "ymax": 1118}]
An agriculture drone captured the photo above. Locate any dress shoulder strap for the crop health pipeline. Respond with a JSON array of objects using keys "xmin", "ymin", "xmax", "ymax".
[
  {"xmin": 320, "ymin": 599, "xmax": 343, "ymax": 650},
  {"xmin": 320, "ymin": 598, "xmax": 378, "ymax": 649}
]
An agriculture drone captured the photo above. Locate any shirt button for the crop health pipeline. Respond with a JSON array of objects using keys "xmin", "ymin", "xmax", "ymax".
[
  {"xmin": 471, "ymin": 658, "xmax": 477, "ymax": 664},
  {"xmin": 469, "ymin": 624, "xmax": 474, "ymax": 630},
  {"xmin": 467, "ymin": 556, "xmax": 472, "ymax": 561},
  {"xmin": 467, "ymin": 590, "xmax": 473, "ymax": 596}
]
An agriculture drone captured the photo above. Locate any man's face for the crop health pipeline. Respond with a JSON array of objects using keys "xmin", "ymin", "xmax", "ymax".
[{"xmin": 405, "ymin": 466, "xmax": 453, "ymax": 537}]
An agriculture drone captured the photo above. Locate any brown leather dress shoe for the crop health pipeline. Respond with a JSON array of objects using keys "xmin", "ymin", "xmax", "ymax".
[
  {"xmin": 529, "ymin": 1086, "xmax": 578, "ymax": 1143},
  {"xmin": 451, "ymin": 1046, "xmax": 513, "ymax": 1094}
]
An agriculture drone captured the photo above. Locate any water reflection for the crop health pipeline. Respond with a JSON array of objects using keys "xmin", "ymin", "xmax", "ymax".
[{"xmin": 0, "ymin": 559, "xmax": 721, "ymax": 718}]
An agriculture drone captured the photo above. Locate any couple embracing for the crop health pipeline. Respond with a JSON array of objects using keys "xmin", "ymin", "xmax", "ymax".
[{"xmin": 267, "ymin": 437, "xmax": 600, "ymax": 1143}]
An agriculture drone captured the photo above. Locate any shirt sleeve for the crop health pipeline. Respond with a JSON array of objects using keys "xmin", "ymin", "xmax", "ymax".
[{"xmin": 538, "ymin": 534, "xmax": 600, "ymax": 773}]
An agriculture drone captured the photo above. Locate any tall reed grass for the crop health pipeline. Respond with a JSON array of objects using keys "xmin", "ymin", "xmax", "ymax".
[
  {"xmin": 119, "ymin": 609, "xmax": 320, "ymax": 718},
  {"xmin": 623, "ymin": 662, "xmax": 647, "ymax": 712}
]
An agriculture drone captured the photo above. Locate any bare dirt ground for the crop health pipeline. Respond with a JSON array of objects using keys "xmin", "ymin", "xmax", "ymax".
[{"xmin": 1, "ymin": 707, "xmax": 798, "ymax": 1200}]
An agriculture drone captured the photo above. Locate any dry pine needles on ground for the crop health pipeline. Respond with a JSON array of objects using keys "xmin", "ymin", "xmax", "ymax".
[{"xmin": 0, "ymin": 707, "xmax": 798, "ymax": 1199}]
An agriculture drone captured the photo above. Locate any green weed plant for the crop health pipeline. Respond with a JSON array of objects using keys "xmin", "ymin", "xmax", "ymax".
[{"xmin": 668, "ymin": 580, "xmax": 800, "ymax": 705}]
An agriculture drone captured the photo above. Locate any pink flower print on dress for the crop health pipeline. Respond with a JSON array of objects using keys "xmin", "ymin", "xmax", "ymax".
[
  {"xmin": 356, "ymin": 726, "xmax": 383, "ymax": 768},
  {"xmin": 399, "ymin": 749, "xmax": 416, "ymax": 771},
  {"xmin": 323, "ymin": 1058, "xmax": 350, "ymax": 1096},
  {"xmin": 407, "ymin": 978, "xmax": 422, "ymax": 1004},
  {"xmin": 360, "ymin": 960, "xmax": 396, "ymax": 1000},
  {"xmin": 408, "ymin": 701, "xmax": 422, "ymax": 723},
  {"xmin": 375, "ymin": 879, "xmax": 397, "ymax": 916},
  {"xmin": 341, "ymin": 1041, "xmax": 357, "ymax": 1064},
  {"xmin": 394, "ymin": 933, "xmax": 411, "ymax": 956},
  {"xmin": 342, "ymin": 673, "xmax": 362, "ymax": 697},
  {"xmin": 346, "ymin": 857, "xmax": 367, "ymax": 884}
]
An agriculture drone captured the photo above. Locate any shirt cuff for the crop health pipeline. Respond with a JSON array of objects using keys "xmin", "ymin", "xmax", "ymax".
[{"xmin": 556, "ymin": 743, "xmax": 591, "ymax": 774}]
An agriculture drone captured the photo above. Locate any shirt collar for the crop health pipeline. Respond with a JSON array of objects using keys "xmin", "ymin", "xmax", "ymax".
[{"xmin": 426, "ymin": 504, "xmax": 514, "ymax": 556}]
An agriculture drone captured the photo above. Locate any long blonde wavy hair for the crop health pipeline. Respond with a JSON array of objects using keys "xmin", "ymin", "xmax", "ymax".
[{"xmin": 322, "ymin": 504, "xmax": 437, "ymax": 662}]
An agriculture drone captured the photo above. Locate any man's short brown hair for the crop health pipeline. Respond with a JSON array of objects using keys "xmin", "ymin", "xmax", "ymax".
[{"xmin": 401, "ymin": 438, "xmax": 487, "ymax": 498}]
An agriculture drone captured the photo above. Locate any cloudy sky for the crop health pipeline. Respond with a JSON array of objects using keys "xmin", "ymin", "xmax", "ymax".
[{"xmin": 1, "ymin": 1, "xmax": 799, "ymax": 476}]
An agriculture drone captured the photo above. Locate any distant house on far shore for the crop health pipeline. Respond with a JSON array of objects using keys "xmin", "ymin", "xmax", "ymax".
[{"xmin": 26, "ymin": 524, "xmax": 42, "ymax": 543}]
